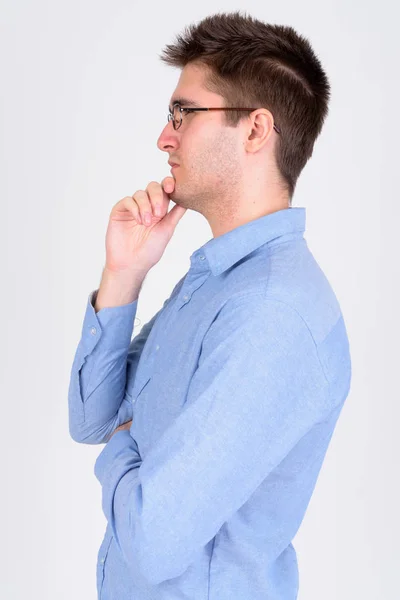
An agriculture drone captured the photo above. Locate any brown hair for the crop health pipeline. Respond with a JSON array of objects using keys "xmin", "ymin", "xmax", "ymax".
[{"xmin": 159, "ymin": 10, "xmax": 331, "ymax": 201}]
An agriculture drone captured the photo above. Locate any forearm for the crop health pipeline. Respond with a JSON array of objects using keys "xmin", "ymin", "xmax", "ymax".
[
  {"xmin": 68, "ymin": 284, "xmax": 140, "ymax": 444},
  {"xmin": 94, "ymin": 266, "xmax": 148, "ymax": 312}
]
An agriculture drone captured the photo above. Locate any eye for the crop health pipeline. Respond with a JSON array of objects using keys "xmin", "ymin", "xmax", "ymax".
[{"xmin": 181, "ymin": 108, "xmax": 196, "ymax": 121}]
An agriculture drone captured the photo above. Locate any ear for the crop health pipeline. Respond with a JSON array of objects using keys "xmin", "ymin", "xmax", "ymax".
[{"xmin": 245, "ymin": 109, "xmax": 275, "ymax": 153}]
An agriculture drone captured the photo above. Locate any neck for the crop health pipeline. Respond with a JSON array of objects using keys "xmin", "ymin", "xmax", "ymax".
[{"xmin": 207, "ymin": 192, "xmax": 290, "ymax": 238}]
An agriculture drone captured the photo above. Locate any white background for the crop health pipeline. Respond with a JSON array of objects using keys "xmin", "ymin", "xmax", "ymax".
[{"xmin": 1, "ymin": 1, "xmax": 399, "ymax": 598}]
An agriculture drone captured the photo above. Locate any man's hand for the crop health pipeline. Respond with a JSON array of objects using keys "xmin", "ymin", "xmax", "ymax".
[
  {"xmin": 105, "ymin": 177, "xmax": 187, "ymax": 274},
  {"xmin": 110, "ymin": 420, "xmax": 133, "ymax": 438}
]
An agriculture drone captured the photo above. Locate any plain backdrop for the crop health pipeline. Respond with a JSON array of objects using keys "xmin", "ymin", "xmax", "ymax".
[{"xmin": 1, "ymin": 1, "xmax": 399, "ymax": 598}]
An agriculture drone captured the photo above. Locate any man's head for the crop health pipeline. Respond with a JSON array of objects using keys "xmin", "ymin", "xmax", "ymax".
[{"xmin": 156, "ymin": 11, "xmax": 330, "ymax": 226}]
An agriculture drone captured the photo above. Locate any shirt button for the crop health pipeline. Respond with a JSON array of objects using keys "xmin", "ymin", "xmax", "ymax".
[
  {"xmin": 155, "ymin": 345, "xmax": 160, "ymax": 351},
  {"xmin": 100, "ymin": 558, "xmax": 105, "ymax": 564},
  {"xmin": 90, "ymin": 327, "xmax": 97, "ymax": 335},
  {"xmin": 183, "ymin": 294, "xmax": 189, "ymax": 301},
  {"xmin": 199, "ymin": 255, "xmax": 205, "ymax": 260}
]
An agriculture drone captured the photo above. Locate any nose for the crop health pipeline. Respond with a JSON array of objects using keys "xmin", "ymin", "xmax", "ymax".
[{"xmin": 157, "ymin": 121, "xmax": 180, "ymax": 153}]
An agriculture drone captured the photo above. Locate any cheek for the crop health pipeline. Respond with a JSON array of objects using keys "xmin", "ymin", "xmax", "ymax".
[
  {"xmin": 181, "ymin": 124, "xmax": 238, "ymax": 174},
  {"xmin": 179, "ymin": 139, "xmax": 206, "ymax": 170},
  {"xmin": 184, "ymin": 121, "xmax": 214, "ymax": 152},
  {"xmin": 188, "ymin": 129, "xmax": 218, "ymax": 163}
]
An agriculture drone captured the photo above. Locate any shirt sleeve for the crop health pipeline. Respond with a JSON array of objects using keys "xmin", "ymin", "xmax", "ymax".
[
  {"xmin": 94, "ymin": 294, "xmax": 334, "ymax": 585},
  {"xmin": 68, "ymin": 289, "xmax": 170, "ymax": 445}
]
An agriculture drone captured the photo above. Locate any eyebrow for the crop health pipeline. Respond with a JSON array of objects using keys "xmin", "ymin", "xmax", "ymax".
[{"xmin": 169, "ymin": 97, "xmax": 202, "ymax": 109}]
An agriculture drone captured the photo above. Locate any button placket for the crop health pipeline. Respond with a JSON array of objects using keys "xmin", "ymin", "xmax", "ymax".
[{"xmin": 96, "ymin": 534, "xmax": 113, "ymax": 597}]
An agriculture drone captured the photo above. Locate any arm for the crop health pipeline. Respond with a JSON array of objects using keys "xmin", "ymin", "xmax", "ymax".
[
  {"xmin": 94, "ymin": 294, "xmax": 335, "ymax": 585},
  {"xmin": 68, "ymin": 275, "xmax": 185, "ymax": 444}
]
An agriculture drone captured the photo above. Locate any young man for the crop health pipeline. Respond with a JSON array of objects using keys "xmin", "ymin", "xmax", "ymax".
[{"xmin": 68, "ymin": 11, "xmax": 352, "ymax": 600}]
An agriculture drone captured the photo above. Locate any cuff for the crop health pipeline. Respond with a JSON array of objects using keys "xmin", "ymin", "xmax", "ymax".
[{"xmin": 80, "ymin": 289, "xmax": 139, "ymax": 356}]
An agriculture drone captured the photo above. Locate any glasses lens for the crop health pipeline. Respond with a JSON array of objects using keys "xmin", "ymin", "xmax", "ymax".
[{"xmin": 173, "ymin": 105, "xmax": 182, "ymax": 130}]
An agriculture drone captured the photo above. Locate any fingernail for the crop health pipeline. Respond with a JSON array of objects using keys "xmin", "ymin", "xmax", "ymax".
[
  {"xmin": 145, "ymin": 212, "xmax": 151, "ymax": 224},
  {"xmin": 155, "ymin": 205, "xmax": 161, "ymax": 216}
]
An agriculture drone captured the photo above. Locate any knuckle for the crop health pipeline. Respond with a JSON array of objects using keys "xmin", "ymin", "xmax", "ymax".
[
  {"xmin": 119, "ymin": 196, "xmax": 133, "ymax": 205},
  {"xmin": 133, "ymin": 190, "xmax": 149, "ymax": 204}
]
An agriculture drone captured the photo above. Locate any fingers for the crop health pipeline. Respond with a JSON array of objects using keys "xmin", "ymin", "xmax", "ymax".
[
  {"xmin": 159, "ymin": 177, "xmax": 175, "ymax": 214},
  {"xmin": 112, "ymin": 196, "xmax": 143, "ymax": 224},
  {"xmin": 134, "ymin": 178, "xmax": 176, "ymax": 226},
  {"xmin": 133, "ymin": 189, "xmax": 154, "ymax": 225},
  {"xmin": 147, "ymin": 178, "xmax": 176, "ymax": 218},
  {"xmin": 115, "ymin": 178, "xmax": 177, "ymax": 227},
  {"xmin": 161, "ymin": 176, "xmax": 175, "ymax": 194},
  {"xmin": 146, "ymin": 181, "xmax": 168, "ymax": 219}
]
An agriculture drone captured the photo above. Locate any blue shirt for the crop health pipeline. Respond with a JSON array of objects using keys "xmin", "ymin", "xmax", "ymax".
[{"xmin": 68, "ymin": 206, "xmax": 352, "ymax": 600}]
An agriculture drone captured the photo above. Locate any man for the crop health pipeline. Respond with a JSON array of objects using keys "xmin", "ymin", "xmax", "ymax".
[{"xmin": 68, "ymin": 10, "xmax": 352, "ymax": 600}]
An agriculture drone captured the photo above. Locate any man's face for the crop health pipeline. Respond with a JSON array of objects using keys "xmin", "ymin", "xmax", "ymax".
[{"xmin": 157, "ymin": 62, "xmax": 243, "ymax": 217}]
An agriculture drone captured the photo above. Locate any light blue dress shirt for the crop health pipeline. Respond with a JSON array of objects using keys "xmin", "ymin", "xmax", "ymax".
[{"xmin": 68, "ymin": 206, "xmax": 352, "ymax": 599}]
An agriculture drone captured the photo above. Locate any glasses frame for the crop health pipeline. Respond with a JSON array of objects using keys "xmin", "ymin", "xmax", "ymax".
[{"xmin": 168, "ymin": 102, "xmax": 281, "ymax": 134}]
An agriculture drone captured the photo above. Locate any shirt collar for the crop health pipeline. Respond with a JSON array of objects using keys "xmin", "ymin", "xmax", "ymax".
[{"xmin": 191, "ymin": 207, "xmax": 306, "ymax": 277}]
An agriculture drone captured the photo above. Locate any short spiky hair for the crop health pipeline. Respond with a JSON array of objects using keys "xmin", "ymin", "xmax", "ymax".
[{"xmin": 159, "ymin": 10, "xmax": 331, "ymax": 200}]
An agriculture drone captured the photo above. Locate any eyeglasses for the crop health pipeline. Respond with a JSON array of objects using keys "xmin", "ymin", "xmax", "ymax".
[{"xmin": 167, "ymin": 102, "xmax": 281, "ymax": 134}]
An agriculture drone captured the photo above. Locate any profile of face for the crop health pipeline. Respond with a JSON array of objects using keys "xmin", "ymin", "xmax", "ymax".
[{"xmin": 156, "ymin": 63, "xmax": 244, "ymax": 219}]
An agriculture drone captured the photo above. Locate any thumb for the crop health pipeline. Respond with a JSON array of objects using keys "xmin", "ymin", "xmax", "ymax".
[{"xmin": 161, "ymin": 204, "xmax": 187, "ymax": 231}]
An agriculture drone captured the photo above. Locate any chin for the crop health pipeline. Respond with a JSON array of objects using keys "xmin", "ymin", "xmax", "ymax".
[{"xmin": 170, "ymin": 194, "xmax": 189, "ymax": 209}]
